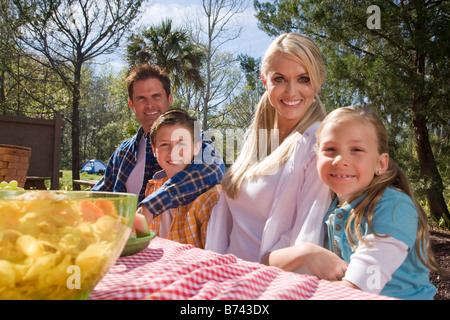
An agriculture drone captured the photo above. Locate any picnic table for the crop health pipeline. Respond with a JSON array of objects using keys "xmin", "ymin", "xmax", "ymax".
[
  {"xmin": 90, "ymin": 236, "xmax": 394, "ymax": 301},
  {"xmin": 72, "ymin": 179, "xmax": 99, "ymax": 188}
]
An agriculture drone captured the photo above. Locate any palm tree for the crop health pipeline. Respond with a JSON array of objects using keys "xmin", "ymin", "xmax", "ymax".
[{"xmin": 126, "ymin": 19, "xmax": 205, "ymax": 92}]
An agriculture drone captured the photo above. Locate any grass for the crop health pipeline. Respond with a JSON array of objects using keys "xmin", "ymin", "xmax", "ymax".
[{"xmin": 56, "ymin": 170, "xmax": 103, "ymax": 191}]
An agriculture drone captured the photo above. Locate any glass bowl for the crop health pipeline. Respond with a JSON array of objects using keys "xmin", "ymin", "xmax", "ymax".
[{"xmin": 0, "ymin": 190, "xmax": 137, "ymax": 300}]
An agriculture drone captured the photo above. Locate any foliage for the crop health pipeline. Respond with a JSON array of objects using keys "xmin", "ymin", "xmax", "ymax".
[
  {"xmin": 215, "ymin": 53, "xmax": 264, "ymax": 131},
  {"xmin": 60, "ymin": 64, "xmax": 136, "ymax": 169},
  {"xmin": 425, "ymin": 200, "xmax": 450, "ymax": 231},
  {"xmin": 196, "ymin": 0, "xmax": 249, "ymax": 130},
  {"xmin": 126, "ymin": 19, "xmax": 205, "ymax": 91},
  {"xmin": 10, "ymin": 0, "xmax": 143, "ymax": 188},
  {"xmin": 433, "ymin": 212, "xmax": 450, "ymax": 230},
  {"xmin": 254, "ymin": 0, "xmax": 449, "ymax": 219},
  {"xmin": 237, "ymin": 54, "xmax": 264, "ymax": 94},
  {"xmin": 0, "ymin": 0, "xmax": 69, "ymax": 116},
  {"xmin": 2, "ymin": 0, "xmax": 264, "ymax": 184}
]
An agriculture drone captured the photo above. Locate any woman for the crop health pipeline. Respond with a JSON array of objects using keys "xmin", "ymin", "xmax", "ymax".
[{"xmin": 205, "ymin": 33, "xmax": 336, "ymax": 273}]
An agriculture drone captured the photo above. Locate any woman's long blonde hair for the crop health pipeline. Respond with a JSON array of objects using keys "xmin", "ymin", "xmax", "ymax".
[
  {"xmin": 222, "ymin": 33, "xmax": 327, "ymax": 198},
  {"xmin": 317, "ymin": 106, "xmax": 446, "ymax": 273}
]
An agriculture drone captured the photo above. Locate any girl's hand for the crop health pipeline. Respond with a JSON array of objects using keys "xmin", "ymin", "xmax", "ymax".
[
  {"xmin": 299, "ymin": 243, "xmax": 348, "ymax": 281},
  {"xmin": 265, "ymin": 243, "xmax": 348, "ymax": 281},
  {"xmin": 332, "ymin": 280, "xmax": 360, "ymax": 290}
]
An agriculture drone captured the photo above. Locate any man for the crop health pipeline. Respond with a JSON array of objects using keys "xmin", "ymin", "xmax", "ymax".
[{"xmin": 93, "ymin": 64, "xmax": 224, "ymax": 222}]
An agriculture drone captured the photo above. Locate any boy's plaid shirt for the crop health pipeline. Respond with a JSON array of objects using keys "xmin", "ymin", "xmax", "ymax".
[
  {"xmin": 146, "ymin": 174, "xmax": 221, "ymax": 248},
  {"xmin": 93, "ymin": 127, "xmax": 224, "ymax": 217}
]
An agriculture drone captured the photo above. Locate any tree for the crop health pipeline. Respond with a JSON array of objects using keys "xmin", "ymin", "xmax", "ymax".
[
  {"xmin": 12, "ymin": 0, "xmax": 142, "ymax": 189},
  {"xmin": 254, "ymin": 0, "xmax": 449, "ymax": 220},
  {"xmin": 78, "ymin": 65, "xmax": 131, "ymax": 165},
  {"xmin": 218, "ymin": 54, "xmax": 263, "ymax": 130},
  {"xmin": 237, "ymin": 53, "xmax": 264, "ymax": 94},
  {"xmin": 0, "ymin": 0, "xmax": 22, "ymax": 113},
  {"xmin": 197, "ymin": 0, "xmax": 249, "ymax": 130},
  {"xmin": 126, "ymin": 19, "xmax": 205, "ymax": 92},
  {"xmin": 1, "ymin": 0, "xmax": 67, "ymax": 117}
]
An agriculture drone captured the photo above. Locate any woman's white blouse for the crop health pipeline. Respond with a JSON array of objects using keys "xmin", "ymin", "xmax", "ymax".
[
  {"xmin": 226, "ymin": 173, "xmax": 281, "ymax": 262},
  {"xmin": 205, "ymin": 122, "xmax": 331, "ymax": 263}
]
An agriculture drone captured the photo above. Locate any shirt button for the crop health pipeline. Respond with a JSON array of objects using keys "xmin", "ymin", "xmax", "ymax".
[
  {"xmin": 335, "ymin": 225, "xmax": 341, "ymax": 231},
  {"xmin": 336, "ymin": 213, "xmax": 343, "ymax": 219}
]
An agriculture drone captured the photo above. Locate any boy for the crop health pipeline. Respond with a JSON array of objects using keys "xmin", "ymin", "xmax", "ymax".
[
  {"xmin": 145, "ymin": 109, "xmax": 221, "ymax": 248},
  {"xmin": 93, "ymin": 64, "xmax": 224, "ymax": 218}
]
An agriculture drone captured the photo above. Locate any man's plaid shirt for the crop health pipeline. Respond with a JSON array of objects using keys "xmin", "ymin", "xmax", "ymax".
[{"xmin": 92, "ymin": 126, "xmax": 224, "ymax": 217}]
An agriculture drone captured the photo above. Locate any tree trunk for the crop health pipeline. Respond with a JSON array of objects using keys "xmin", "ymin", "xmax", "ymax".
[
  {"xmin": 71, "ymin": 61, "xmax": 82, "ymax": 190},
  {"xmin": 0, "ymin": 60, "xmax": 5, "ymax": 112},
  {"xmin": 411, "ymin": 108, "xmax": 448, "ymax": 220},
  {"xmin": 202, "ymin": 10, "xmax": 212, "ymax": 132},
  {"xmin": 411, "ymin": 52, "xmax": 448, "ymax": 220}
]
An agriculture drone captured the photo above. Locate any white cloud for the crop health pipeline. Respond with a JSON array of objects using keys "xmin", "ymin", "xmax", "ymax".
[{"xmin": 137, "ymin": 2, "xmax": 202, "ymax": 29}]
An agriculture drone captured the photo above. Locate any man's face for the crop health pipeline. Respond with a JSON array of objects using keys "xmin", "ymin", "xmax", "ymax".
[{"xmin": 128, "ymin": 78, "xmax": 173, "ymax": 132}]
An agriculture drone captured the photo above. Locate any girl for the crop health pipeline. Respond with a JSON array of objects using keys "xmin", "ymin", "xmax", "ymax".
[
  {"xmin": 315, "ymin": 106, "xmax": 443, "ymax": 299},
  {"xmin": 205, "ymin": 33, "xmax": 333, "ymax": 271}
]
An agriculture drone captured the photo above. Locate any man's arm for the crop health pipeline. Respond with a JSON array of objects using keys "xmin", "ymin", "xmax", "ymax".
[
  {"xmin": 91, "ymin": 137, "xmax": 135, "ymax": 193},
  {"xmin": 91, "ymin": 155, "xmax": 116, "ymax": 192},
  {"xmin": 138, "ymin": 131, "xmax": 225, "ymax": 221},
  {"xmin": 139, "ymin": 162, "xmax": 224, "ymax": 220}
]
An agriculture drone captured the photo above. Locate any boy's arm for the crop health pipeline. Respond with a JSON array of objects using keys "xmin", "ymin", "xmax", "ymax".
[
  {"xmin": 136, "ymin": 204, "xmax": 154, "ymax": 226},
  {"xmin": 139, "ymin": 162, "xmax": 224, "ymax": 220},
  {"xmin": 139, "ymin": 134, "xmax": 225, "ymax": 220}
]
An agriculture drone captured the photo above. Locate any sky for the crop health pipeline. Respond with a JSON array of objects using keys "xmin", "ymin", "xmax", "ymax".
[{"xmin": 98, "ymin": 0, "xmax": 274, "ymax": 71}]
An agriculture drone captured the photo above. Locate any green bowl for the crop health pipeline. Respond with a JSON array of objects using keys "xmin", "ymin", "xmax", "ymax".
[
  {"xmin": 0, "ymin": 190, "xmax": 137, "ymax": 300},
  {"xmin": 121, "ymin": 232, "xmax": 156, "ymax": 257}
]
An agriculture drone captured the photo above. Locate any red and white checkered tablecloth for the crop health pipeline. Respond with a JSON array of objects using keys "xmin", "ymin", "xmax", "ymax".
[{"xmin": 89, "ymin": 237, "xmax": 393, "ymax": 300}]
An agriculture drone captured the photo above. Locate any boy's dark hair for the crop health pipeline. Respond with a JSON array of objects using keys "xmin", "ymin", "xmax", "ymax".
[
  {"xmin": 150, "ymin": 109, "xmax": 200, "ymax": 146},
  {"xmin": 126, "ymin": 64, "xmax": 171, "ymax": 101}
]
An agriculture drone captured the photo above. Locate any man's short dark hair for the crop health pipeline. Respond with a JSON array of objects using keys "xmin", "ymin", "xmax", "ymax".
[{"xmin": 126, "ymin": 64, "xmax": 171, "ymax": 101}]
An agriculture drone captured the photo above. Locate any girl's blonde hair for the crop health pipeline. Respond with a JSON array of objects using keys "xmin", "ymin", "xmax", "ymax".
[
  {"xmin": 316, "ymin": 106, "xmax": 445, "ymax": 273},
  {"xmin": 222, "ymin": 33, "xmax": 327, "ymax": 198}
]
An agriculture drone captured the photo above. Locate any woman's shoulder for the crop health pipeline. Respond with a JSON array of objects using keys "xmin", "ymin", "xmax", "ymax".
[
  {"xmin": 292, "ymin": 121, "xmax": 319, "ymax": 144},
  {"xmin": 292, "ymin": 121, "xmax": 321, "ymax": 155},
  {"xmin": 301, "ymin": 121, "xmax": 321, "ymax": 140}
]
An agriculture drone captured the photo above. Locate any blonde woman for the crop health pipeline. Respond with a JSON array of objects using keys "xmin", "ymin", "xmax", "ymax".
[{"xmin": 205, "ymin": 33, "xmax": 336, "ymax": 272}]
